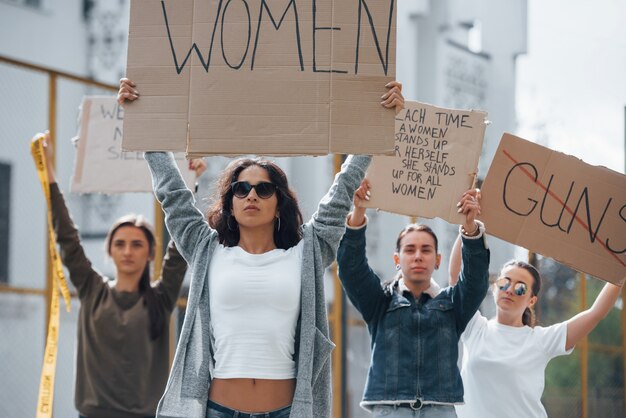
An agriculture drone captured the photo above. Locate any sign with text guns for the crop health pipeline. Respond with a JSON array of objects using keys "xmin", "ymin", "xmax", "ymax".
[
  {"xmin": 480, "ymin": 133, "xmax": 626, "ymax": 284},
  {"xmin": 362, "ymin": 101, "xmax": 487, "ymax": 224},
  {"xmin": 71, "ymin": 96, "xmax": 194, "ymax": 194},
  {"xmin": 122, "ymin": 0, "xmax": 397, "ymax": 156}
]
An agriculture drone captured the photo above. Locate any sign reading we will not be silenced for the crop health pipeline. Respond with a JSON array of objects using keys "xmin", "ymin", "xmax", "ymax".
[
  {"xmin": 71, "ymin": 96, "xmax": 194, "ymax": 194},
  {"xmin": 362, "ymin": 101, "xmax": 487, "ymax": 224},
  {"xmin": 123, "ymin": 0, "xmax": 397, "ymax": 156},
  {"xmin": 480, "ymin": 134, "xmax": 626, "ymax": 285}
]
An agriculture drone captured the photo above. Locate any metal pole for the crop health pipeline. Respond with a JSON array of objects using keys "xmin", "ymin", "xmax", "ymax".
[
  {"xmin": 622, "ymin": 284, "xmax": 626, "ymax": 417},
  {"xmin": 579, "ymin": 272, "xmax": 588, "ymax": 418},
  {"xmin": 331, "ymin": 154, "xmax": 344, "ymax": 418},
  {"xmin": 44, "ymin": 74, "xmax": 57, "ymax": 339},
  {"xmin": 153, "ymin": 201, "xmax": 164, "ymax": 280}
]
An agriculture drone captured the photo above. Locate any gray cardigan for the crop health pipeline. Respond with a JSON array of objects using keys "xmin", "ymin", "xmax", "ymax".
[{"xmin": 145, "ymin": 152, "xmax": 371, "ymax": 418}]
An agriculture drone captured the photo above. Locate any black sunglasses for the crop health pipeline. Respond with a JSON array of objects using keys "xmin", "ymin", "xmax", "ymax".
[
  {"xmin": 496, "ymin": 277, "xmax": 528, "ymax": 296},
  {"xmin": 230, "ymin": 181, "xmax": 276, "ymax": 199}
]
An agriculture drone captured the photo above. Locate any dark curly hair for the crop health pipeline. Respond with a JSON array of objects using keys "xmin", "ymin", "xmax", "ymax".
[{"xmin": 206, "ymin": 157, "xmax": 303, "ymax": 249}]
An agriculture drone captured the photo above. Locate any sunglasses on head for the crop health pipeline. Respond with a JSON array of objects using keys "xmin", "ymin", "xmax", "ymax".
[
  {"xmin": 231, "ymin": 181, "xmax": 276, "ymax": 199},
  {"xmin": 496, "ymin": 277, "xmax": 529, "ymax": 296}
]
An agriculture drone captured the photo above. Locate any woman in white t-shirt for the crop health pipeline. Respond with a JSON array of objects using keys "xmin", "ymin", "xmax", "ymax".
[
  {"xmin": 118, "ymin": 78, "xmax": 405, "ymax": 418},
  {"xmin": 449, "ymin": 254, "xmax": 622, "ymax": 418}
]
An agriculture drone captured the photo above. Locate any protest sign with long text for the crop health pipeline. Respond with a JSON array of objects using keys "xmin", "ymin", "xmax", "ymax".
[{"xmin": 362, "ymin": 101, "xmax": 487, "ymax": 223}]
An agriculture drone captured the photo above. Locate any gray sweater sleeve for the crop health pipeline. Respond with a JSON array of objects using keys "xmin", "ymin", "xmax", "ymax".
[
  {"xmin": 307, "ymin": 154, "xmax": 371, "ymax": 268},
  {"xmin": 145, "ymin": 151, "xmax": 211, "ymax": 262}
]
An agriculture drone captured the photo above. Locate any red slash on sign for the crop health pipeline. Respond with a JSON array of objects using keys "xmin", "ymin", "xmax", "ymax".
[{"xmin": 502, "ymin": 148, "xmax": 625, "ymax": 269}]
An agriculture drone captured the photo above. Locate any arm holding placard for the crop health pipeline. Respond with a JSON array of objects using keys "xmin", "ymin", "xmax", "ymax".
[
  {"xmin": 119, "ymin": 79, "xmax": 214, "ymax": 262},
  {"xmin": 565, "ymin": 281, "xmax": 623, "ymax": 351},
  {"xmin": 38, "ymin": 132, "xmax": 102, "ymax": 298}
]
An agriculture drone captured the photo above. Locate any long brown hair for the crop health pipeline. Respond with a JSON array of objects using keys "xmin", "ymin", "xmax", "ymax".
[
  {"xmin": 206, "ymin": 157, "xmax": 303, "ymax": 249},
  {"xmin": 105, "ymin": 215, "xmax": 165, "ymax": 340},
  {"xmin": 502, "ymin": 260, "xmax": 542, "ymax": 327}
]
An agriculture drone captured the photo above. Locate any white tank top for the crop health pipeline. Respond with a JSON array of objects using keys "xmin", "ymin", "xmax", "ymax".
[{"xmin": 208, "ymin": 241, "xmax": 303, "ymax": 379}]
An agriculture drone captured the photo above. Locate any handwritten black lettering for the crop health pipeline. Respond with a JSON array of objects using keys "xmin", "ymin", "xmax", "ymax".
[
  {"xmin": 503, "ymin": 162, "xmax": 538, "ymax": 216},
  {"xmin": 221, "ymin": 0, "xmax": 251, "ymax": 69},
  {"xmin": 397, "ymin": 133, "xmax": 428, "ymax": 146},
  {"xmin": 162, "ymin": 0, "xmax": 219, "ymax": 73},
  {"xmin": 100, "ymin": 103, "xmax": 124, "ymax": 120},
  {"xmin": 406, "ymin": 171, "xmax": 422, "ymax": 183},
  {"xmin": 392, "ymin": 169, "xmax": 403, "ymax": 179},
  {"xmin": 435, "ymin": 112, "xmax": 472, "ymax": 128},
  {"xmin": 252, "ymin": 0, "xmax": 304, "ymax": 71},
  {"xmin": 403, "ymin": 108, "xmax": 426, "ymax": 124},
  {"xmin": 113, "ymin": 126, "xmax": 123, "ymax": 142},
  {"xmin": 355, "ymin": 0, "xmax": 395, "ymax": 75},
  {"xmin": 565, "ymin": 187, "xmax": 612, "ymax": 244},
  {"xmin": 539, "ymin": 174, "xmax": 574, "ymax": 233},
  {"xmin": 423, "ymin": 161, "xmax": 455, "ymax": 176},
  {"xmin": 391, "ymin": 182, "xmax": 436, "ymax": 200},
  {"xmin": 606, "ymin": 204, "xmax": 626, "ymax": 254},
  {"xmin": 312, "ymin": 0, "xmax": 345, "ymax": 73}
]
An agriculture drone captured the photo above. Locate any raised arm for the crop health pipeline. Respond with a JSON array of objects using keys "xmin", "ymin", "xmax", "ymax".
[
  {"xmin": 449, "ymin": 189, "xmax": 490, "ymax": 333},
  {"xmin": 154, "ymin": 240, "xmax": 187, "ymax": 311},
  {"xmin": 38, "ymin": 132, "xmax": 100, "ymax": 298},
  {"xmin": 144, "ymin": 152, "xmax": 211, "ymax": 263},
  {"xmin": 307, "ymin": 154, "xmax": 371, "ymax": 267},
  {"xmin": 120, "ymin": 79, "xmax": 213, "ymax": 260},
  {"xmin": 565, "ymin": 282, "xmax": 623, "ymax": 351},
  {"xmin": 337, "ymin": 219, "xmax": 387, "ymax": 324},
  {"xmin": 153, "ymin": 159, "xmax": 205, "ymax": 310}
]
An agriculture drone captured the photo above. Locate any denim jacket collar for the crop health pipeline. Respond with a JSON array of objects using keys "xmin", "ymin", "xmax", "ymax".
[{"xmin": 390, "ymin": 277, "xmax": 441, "ymax": 299}]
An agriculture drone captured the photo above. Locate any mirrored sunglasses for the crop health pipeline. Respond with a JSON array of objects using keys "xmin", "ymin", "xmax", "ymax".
[
  {"xmin": 496, "ymin": 277, "xmax": 528, "ymax": 296},
  {"xmin": 230, "ymin": 181, "xmax": 276, "ymax": 199}
]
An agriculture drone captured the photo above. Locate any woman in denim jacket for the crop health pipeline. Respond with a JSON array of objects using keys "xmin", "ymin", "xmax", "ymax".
[{"xmin": 336, "ymin": 180, "xmax": 490, "ymax": 417}]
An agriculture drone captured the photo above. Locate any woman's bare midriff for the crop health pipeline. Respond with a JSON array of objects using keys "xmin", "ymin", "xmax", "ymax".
[{"xmin": 209, "ymin": 378, "xmax": 296, "ymax": 412}]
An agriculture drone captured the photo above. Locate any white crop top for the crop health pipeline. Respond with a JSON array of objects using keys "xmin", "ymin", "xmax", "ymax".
[{"xmin": 208, "ymin": 241, "xmax": 303, "ymax": 379}]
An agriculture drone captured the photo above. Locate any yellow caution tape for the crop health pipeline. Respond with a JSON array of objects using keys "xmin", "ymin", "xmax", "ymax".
[{"xmin": 31, "ymin": 135, "xmax": 71, "ymax": 418}]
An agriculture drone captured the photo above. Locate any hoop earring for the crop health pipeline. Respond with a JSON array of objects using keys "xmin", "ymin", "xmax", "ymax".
[
  {"xmin": 275, "ymin": 216, "xmax": 281, "ymax": 231},
  {"xmin": 395, "ymin": 264, "xmax": 401, "ymax": 271},
  {"xmin": 227, "ymin": 215, "xmax": 238, "ymax": 231}
]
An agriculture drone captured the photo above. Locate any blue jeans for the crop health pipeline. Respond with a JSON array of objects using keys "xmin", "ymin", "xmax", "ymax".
[
  {"xmin": 206, "ymin": 400, "xmax": 291, "ymax": 418},
  {"xmin": 372, "ymin": 404, "xmax": 457, "ymax": 418}
]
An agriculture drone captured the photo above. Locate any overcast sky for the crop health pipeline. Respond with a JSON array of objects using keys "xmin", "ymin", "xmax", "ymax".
[{"xmin": 516, "ymin": 0, "xmax": 626, "ymax": 173}]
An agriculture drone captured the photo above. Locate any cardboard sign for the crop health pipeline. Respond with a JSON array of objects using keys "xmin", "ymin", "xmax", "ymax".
[
  {"xmin": 122, "ymin": 0, "xmax": 397, "ymax": 156},
  {"xmin": 71, "ymin": 96, "xmax": 195, "ymax": 194},
  {"xmin": 480, "ymin": 133, "xmax": 626, "ymax": 285},
  {"xmin": 362, "ymin": 101, "xmax": 487, "ymax": 223}
]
